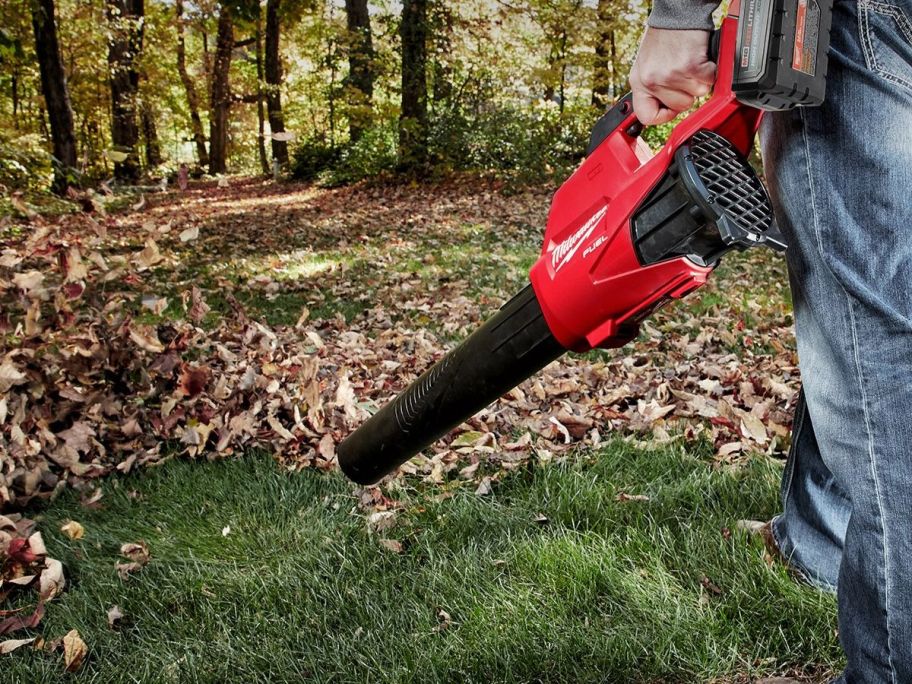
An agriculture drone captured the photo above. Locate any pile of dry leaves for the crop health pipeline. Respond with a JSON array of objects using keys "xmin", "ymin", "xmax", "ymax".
[
  {"xmin": 0, "ymin": 514, "xmax": 87, "ymax": 668},
  {"xmin": 0, "ymin": 177, "xmax": 800, "ymax": 513}
]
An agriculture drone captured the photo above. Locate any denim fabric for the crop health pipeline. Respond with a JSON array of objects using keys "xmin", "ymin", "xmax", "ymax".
[{"xmin": 760, "ymin": 0, "xmax": 912, "ymax": 681}]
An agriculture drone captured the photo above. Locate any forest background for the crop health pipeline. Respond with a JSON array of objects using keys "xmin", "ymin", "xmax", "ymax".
[{"xmin": 2, "ymin": 0, "xmax": 661, "ymax": 196}]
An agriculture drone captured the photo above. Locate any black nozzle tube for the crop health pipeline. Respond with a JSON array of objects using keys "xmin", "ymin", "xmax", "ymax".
[{"xmin": 337, "ymin": 285, "xmax": 565, "ymax": 485}]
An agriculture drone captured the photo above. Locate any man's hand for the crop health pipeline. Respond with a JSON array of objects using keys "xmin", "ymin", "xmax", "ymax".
[{"xmin": 629, "ymin": 27, "xmax": 717, "ymax": 125}]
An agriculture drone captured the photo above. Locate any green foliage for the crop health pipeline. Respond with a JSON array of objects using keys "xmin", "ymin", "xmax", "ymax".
[
  {"xmin": 0, "ymin": 133, "xmax": 53, "ymax": 190},
  {"xmin": 291, "ymin": 123, "xmax": 398, "ymax": 186},
  {"xmin": 290, "ymin": 136, "xmax": 340, "ymax": 181},
  {"xmin": 430, "ymin": 102, "xmax": 593, "ymax": 183}
]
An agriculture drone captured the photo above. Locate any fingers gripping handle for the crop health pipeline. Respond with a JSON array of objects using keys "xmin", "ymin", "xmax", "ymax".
[
  {"xmin": 337, "ymin": 285, "xmax": 564, "ymax": 485},
  {"xmin": 587, "ymin": 29, "xmax": 721, "ymax": 157}
]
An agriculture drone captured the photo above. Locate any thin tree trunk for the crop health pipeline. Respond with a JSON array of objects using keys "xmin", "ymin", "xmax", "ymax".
[
  {"xmin": 30, "ymin": 0, "xmax": 77, "ymax": 193},
  {"xmin": 255, "ymin": 12, "xmax": 269, "ymax": 174},
  {"xmin": 430, "ymin": 4, "xmax": 453, "ymax": 110},
  {"xmin": 106, "ymin": 0, "xmax": 144, "ymax": 182},
  {"xmin": 140, "ymin": 103, "xmax": 162, "ymax": 167},
  {"xmin": 398, "ymin": 0, "xmax": 428, "ymax": 171},
  {"xmin": 264, "ymin": 0, "xmax": 288, "ymax": 166},
  {"xmin": 344, "ymin": 0, "xmax": 374, "ymax": 143},
  {"xmin": 592, "ymin": 0, "xmax": 615, "ymax": 109},
  {"xmin": 208, "ymin": 2, "xmax": 233, "ymax": 175},
  {"xmin": 176, "ymin": 0, "xmax": 208, "ymax": 167}
]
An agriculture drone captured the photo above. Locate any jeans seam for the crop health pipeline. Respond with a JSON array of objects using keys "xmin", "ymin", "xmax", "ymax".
[
  {"xmin": 800, "ymin": 107, "xmax": 897, "ymax": 684},
  {"xmin": 859, "ymin": 0, "xmax": 912, "ymax": 92},
  {"xmin": 779, "ymin": 390, "xmax": 804, "ymax": 530}
]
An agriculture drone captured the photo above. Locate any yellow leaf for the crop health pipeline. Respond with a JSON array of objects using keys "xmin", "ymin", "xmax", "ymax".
[
  {"xmin": 60, "ymin": 521, "xmax": 85, "ymax": 540},
  {"xmin": 63, "ymin": 630, "xmax": 87, "ymax": 672}
]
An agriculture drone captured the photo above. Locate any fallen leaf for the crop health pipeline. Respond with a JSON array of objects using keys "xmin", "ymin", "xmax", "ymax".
[
  {"xmin": 62, "ymin": 629, "xmax": 87, "ymax": 672},
  {"xmin": 615, "ymin": 492, "xmax": 650, "ymax": 503},
  {"xmin": 433, "ymin": 607, "xmax": 453, "ymax": 632},
  {"xmin": 60, "ymin": 521, "xmax": 84, "ymax": 540},
  {"xmin": 179, "ymin": 226, "xmax": 199, "ymax": 242},
  {"xmin": 128, "ymin": 326, "xmax": 164, "ymax": 353},
  {"xmin": 378, "ymin": 538, "xmax": 403, "ymax": 553},
  {"xmin": 0, "ymin": 637, "xmax": 35, "ymax": 654},
  {"xmin": 120, "ymin": 541, "xmax": 150, "ymax": 565},
  {"xmin": 367, "ymin": 511, "xmax": 397, "ymax": 533},
  {"xmin": 39, "ymin": 559, "xmax": 65, "ymax": 601},
  {"xmin": 106, "ymin": 605, "xmax": 124, "ymax": 629}
]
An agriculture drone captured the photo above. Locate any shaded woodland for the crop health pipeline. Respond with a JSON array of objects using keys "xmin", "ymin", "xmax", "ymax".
[{"xmin": 1, "ymin": 0, "xmax": 650, "ymax": 193}]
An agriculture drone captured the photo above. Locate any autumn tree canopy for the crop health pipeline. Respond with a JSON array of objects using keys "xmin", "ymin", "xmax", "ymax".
[{"xmin": 1, "ymin": 0, "xmax": 654, "ymax": 191}]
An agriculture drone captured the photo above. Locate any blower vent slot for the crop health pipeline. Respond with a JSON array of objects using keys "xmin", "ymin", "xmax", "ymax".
[
  {"xmin": 631, "ymin": 130, "xmax": 780, "ymax": 267},
  {"xmin": 687, "ymin": 131, "xmax": 773, "ymax": 239}
]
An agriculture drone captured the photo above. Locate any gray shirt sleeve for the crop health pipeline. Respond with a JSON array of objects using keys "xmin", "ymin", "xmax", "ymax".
[{"xmin": 647, "ymin": 0, "xmax": 720, "ymax": 30}]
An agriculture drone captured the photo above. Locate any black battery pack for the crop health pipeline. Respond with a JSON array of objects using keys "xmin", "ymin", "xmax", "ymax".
[{"xmin": 733, "ymin": 0, "xmax": 834, "ymax": 110}]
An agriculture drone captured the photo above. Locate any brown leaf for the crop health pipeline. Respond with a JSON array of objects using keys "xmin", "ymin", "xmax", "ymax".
[
  {"xmin": 367, "ymin": 511, "xmax": 397, "ymax": 533},
  {"xmin": 700, "ymin": 575, "xmax": 723, "ymax": 596},
  {"xmin": 433, "ymin": 607, "xmax": 453, "ymax": 632},
  {"xmin": 0, "ymin": 603, "xmax": 44, "ymax": 636},
  {"xmin": 317, "ymin": 432, "xmax": 335, "ymax": 461},
  {"xmin": 134, "ymin": 238, "xmax": 163, "ymax": 270},
  {"xmin": 378, "ymin": 538, "xmax": 403, "ymax": 553},
  {"xmin": 62, "ymin": 629, "xmax": 87, "ymax": 672},
  {"xmin": 115, "ymin": 562, "xmax": 144, "ymax": 580},
  {"xmin": 0, "ymin": 358, "xmax": 27, "ymax": 394},
  {"xmin": 128, "ymin": 325, "xmax": 165, "ymax": 353},
  {"xmin": 188, "ymin": 287, "xmax": 211, "ymax": 324},
  {"xmin": 120, "ymin": 541, "xmax": 150, "ymax": 565},
  {"xmin": 178, "ymin": 365, "xmax": 210, "ymax": 399}
]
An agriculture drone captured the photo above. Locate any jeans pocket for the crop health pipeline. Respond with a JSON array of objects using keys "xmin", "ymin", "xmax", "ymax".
[{"xmin": 859, "ymin": 0, "xmax": 912, "ymax": 93}]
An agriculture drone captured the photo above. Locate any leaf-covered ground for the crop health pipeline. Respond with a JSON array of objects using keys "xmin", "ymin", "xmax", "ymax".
[
  {"xmin": 1, "ymin": 176, "xmax": 821, "ymax": 678},
  {"xmin": 1, "ymin": 175, "xmax": 799, "ymax": 507}
]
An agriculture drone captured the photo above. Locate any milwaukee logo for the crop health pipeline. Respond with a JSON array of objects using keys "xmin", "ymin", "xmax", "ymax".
[{"xmin": 551, "ymin": 206, "xmax": 608, "ymax": 272}]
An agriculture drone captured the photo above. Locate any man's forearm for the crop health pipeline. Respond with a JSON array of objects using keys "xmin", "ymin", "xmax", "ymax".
[{"xmin": 647, "ymin": 0, "xmax": 720, "ymax": 30}]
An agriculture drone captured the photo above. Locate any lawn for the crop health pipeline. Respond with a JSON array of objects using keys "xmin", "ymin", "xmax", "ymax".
[
  {"xmin": 2, "ymin": 176, "xmax": 832, "ymax": 681},
  {"xmin": 9, "ymin": 441, "xmax": 840, "ymax": 683}
]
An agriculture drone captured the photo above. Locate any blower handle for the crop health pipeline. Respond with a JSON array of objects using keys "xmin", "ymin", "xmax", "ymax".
[
  {"xmin": 337, "ymin": 285, "xmax": 564, "ymax": 485},
  {"xmin": 587, "ymin": 29, "xmax": 722, "ymax": 156}
]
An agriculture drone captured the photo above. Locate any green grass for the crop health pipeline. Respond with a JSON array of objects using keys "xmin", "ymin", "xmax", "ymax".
[{"xmin": 11, "ymin": 442, "xmax": 841, "ymax": 683}]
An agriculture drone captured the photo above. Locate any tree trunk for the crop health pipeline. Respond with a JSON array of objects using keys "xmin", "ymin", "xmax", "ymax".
[
  {"xmin": 106, "ymin": 0, "xmax": 144, "ymax": 182},
  {"xmin": 255, "ymin": 13, "xmax": 269, "ymax": 174},
  {"xmin": 344, "ymin": 0, "xmax": 374, "ymax": 143},
  {"xmin": 30, "ymin": 0, "xmax": 77, "ymax": 193},
  {"xmin": 208, "ymin": 2, "xmax": 233, "ymax": 175},
  {"xmin": 430, "ymin": 4, "xmax": 453, "ymax": 110},
  {"xmin": 398, "ymin": 0, "xmax": 428, "ymax": 171},
  {"xmin": 176, "ymin": 0, "xmax": 208, "ymax": 167},
  {"xmin": 264, "ymin": 0, "xmax": 288, "ymax": 166},
  {"xmin": 592, "ymin": 0, "xmax": 616, "ymax": 109},
  {"xmin": 140, "ymin": 103, "xmax": 162, "ymax": 167}
]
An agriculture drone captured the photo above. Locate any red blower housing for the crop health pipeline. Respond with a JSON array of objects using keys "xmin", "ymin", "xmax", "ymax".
[{"xmin": 337, "ymin": 0, "xmax": 833, "ymax": 485}]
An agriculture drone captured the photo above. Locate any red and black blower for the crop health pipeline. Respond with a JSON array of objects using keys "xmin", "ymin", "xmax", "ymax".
[{"xmin": 338, "ymin": 0, "xmax": 833, "ymax": 485}]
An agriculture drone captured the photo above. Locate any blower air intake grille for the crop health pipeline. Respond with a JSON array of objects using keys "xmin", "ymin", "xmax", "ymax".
[
  {"xmin": 687, "ymin": 130, "xmax": 773, "ymax": 238},
  {"xmin": 631, "ymin": 129, "xmax": 782, "ymax": 267}
]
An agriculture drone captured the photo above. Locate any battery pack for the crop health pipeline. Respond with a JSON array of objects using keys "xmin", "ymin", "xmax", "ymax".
[{"xmin": 733, "ymin": 0, "xmax": 834, "ymax": 110}]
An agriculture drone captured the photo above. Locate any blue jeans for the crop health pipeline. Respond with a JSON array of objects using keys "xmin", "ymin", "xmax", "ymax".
[{"xmin": 760, "ymin": 0, "xmax": 912, "ymax": 680}]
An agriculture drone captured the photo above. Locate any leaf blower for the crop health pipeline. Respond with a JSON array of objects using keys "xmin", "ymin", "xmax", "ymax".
[{"xmin": 338, "ymin": 0, "xmax": 833, "ymax": 485}]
